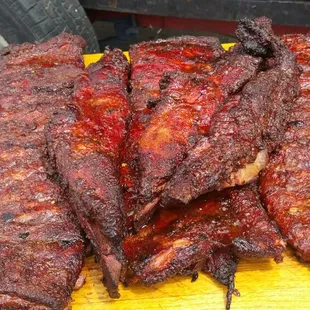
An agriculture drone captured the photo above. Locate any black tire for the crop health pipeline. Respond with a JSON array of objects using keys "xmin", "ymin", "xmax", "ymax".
[{"xmin": 0, "ymin": 0, "xmax": 99, "ymax": 53}]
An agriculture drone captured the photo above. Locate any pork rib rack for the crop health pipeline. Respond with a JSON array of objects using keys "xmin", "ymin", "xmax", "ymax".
[
  {"xmin": 120, "ymin": 36, "xmax": 225, "ymax": 231},
  {"xmin": 124, "ymin": 184, "xmax": 285, "ymax": 309},
  {"xmin": 134, "ymin": 42, "xmax": 263, "ymax": 229},
  {"xmin": 260, "ymin": 33, "xmax": 310, "ymax": 262},
  {"xmin": 161, "ymin": 17, "xmax": 300, "ymax": 208},
  {"xmin": 0, "ymin": 34, "xmax": 86, "ymax": 310},
  {"xmin": 47, "ymin": 49, "xmax": 131, "ymax": 298}
]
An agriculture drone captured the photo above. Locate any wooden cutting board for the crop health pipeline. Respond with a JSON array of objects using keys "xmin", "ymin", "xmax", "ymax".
[
  {"xmin": 82, "ymin": 43, "xmax": 235, "ymax": 66},
  {"xmin": 73, "ymin": 47, "xmax": 310, "ymax": 310},
  {"xmin": 71, "ymin": 249, "xmax": 310, "ymax": 310}
]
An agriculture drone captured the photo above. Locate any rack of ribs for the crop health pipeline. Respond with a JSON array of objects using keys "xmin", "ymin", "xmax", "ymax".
[
  {"xmin": 160, "ymin": 17, "xmax": 300, "ymax": 208},
  {"xmin": 134, "ymin": 45, "xmax": 264, "ymax": 229},
  {"xmin": 46, "ymin": 49, "xmax": 131, "ymax": 298},
  {"xmin": 260, "ymin": 33, "xmax": 310, "ymax": 262},
  {"xmin": 120, "ymin": 36, "xmax": 225, "ymax": 231},
  {"xmin": 0, "ymin": 34, "xmax": 86, "ymax": 310},
  {"xmin": 123, "ymin": 184, "xmax": 285, "ymax": 309}
]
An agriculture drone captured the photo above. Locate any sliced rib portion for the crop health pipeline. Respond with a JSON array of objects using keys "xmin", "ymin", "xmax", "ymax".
[
  {"xmin": 0, "ymin": 33, "xmax": 85, "ymax": 69},
  {"xmin": 135, "ymin": 49, "xmax": 262, "ymax": 228},
  {"xmin": 129, "ymin": 36, "xmax": 225, "ymax": 111},
  {"xmin": 260, "ymin": 33, "xmax": 310, "ymax": 262},
  {"xmin": 0, "ymin": 34, "xmax": 85, "ymax": 310},
  {"xmin": 162, "ymin": 17, "xmax": 300, "ymax": 206},
  {"xmin": 123, "ymin": 184, "xmax": 285, "ymax": 309},
  {"xmin": 121, "ymin": 36, "xmax": 225, "ymax": 231},
  {"xmin": 47, "ymin": 49, "xmax": 130, "ymax": 298}
]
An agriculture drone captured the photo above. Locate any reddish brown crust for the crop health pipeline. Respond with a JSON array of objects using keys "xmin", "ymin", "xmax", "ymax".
[
  {"xmin": 0, "ymin": 240, "xmax": 84, "ymax": 310},
  {"xmin": 0, "ymin": 34, "xmax": 85, "ymax": 309},
  {"xmin": 162, "ymin": 18, "xmax": 300, "ymax": 206},
  {"xmin": 260, "ymin": 33, "xmax": 310, "ymax": 262},
  {"xmin": 134, "ymin": 50, "xmax": 262, "ymax": 228},
  {"xmin": 0, "ymin": 33, "xmax": 85, "ymax": 69},
  {"xmin": 0, "ymin": 294, "xmax": 51, "ymax": 310},
  {"xmin": 123, "ymin": 184, "xmax": 285, "ymax": 285},
  {"xmin": 123, "ymin": 184, "xmax": 284, "ymax": 309},
  {"xmin": 46, "ymin": 49, "xmax": 131, "ymax": 298},
  {"xmin": 129, "ymin": 36, "xmax": 225, "ymax": 111},
  {"xmin": 121, "ymin": 36, "xmax": 225, "ymax": 231}
]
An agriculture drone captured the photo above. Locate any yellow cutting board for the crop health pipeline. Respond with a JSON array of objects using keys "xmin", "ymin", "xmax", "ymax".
[
  {"xmin": 73, "ymin": 45, "xmax": 310, "ymax": 310},
  {"xmin": 71, "ymin": 249, "xmax": 310, "ymax": 310},
  {"xmin": 83, "ymin": 43, "xmax": 235, "ymax": 67}
]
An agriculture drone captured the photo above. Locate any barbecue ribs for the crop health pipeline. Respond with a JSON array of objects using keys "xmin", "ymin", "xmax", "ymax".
[
  {"xmin": 123, "ymin": 184, "xmax": 285, "ymax": 309},
  {"xmin": 161, "ymin": 17, "xmax": 300, "ymax": 207},
  {"xmin": 47, "ymin": 49, "xmax": 131, "ymax": 298},
  {"xmin": 260, "ymin": 33, "xmax": 310, "ymax": 262},
  {"xmin": 134, "ymin": 46, "xmax": 263, "ymax": 229},
  {"xmin": 0, "ymin": 34, "xmax": 85, "ymax": 310},
  {"xmin": 121, "ymin": 36, "xmax": 225, "ymax": 231}
]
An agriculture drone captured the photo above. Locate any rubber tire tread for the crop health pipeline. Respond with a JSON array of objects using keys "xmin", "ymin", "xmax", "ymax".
[{"xmin": 0, "ymin": 0, "xmax": 99, "ymax": 53}]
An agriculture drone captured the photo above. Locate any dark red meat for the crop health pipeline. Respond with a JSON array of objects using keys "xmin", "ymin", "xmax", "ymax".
[
  {"xmin": 162, "ymin": 17, "xmax": 300, "ymax": 206},
  {"xmin": 0, "ymin": 34, "xmax": 86, "ymax": 310},
  {"xmin": 46, "ymin": 49, "xmax": 131, "ymax": 298},
  {"xmin": 134, "ymin": 49, "xmax": 262, "ymax": 229},
  {"xmin": 121, "ymin": 36, "xmax": 225, "ymax": 231},
  {"xmin": 129, "ymin": 36, "xmax": 225, "ymax": 111},
  {"xmin": 0, "ymin": 33, "xmax": 85, "ymax": 69},
  {"xmin": 123, "ymin": 184, "xmax": 285, "ymax": 309},
  {"xmin": 260, "ymin": 33, "xmax": 310, "ymax": 262}
]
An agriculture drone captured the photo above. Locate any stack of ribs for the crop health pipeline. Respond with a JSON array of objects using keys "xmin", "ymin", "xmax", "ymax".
[
  {"xmin": 260, "ymin": 33, "xmax": 310, "ymax": 262},
  {"xmin": 0, "ymin": 34, "xmax": 86, "ymax": 309},
  {"xmin": 47, "ymin": 48, "xmax": 131, "ymax": 298},
  {"xmin": 0, "ymin": 15, "xmax": 307, "ymax": 310},
  {"xmin": 121, "ymin": 17, "xmax": 300, "ymax": 309},
  {"xmin": 121, "ymin": 36, "xmax": 225, "ymax": 231},
  {"xmin": 124, "ymin": 184, "xmax": 285, "ymax": 308}
]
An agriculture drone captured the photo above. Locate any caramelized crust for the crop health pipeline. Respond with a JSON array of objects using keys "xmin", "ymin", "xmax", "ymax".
[
  {"xmin": 0, "ymin": 34, "xmax": 85, "ymax": 310},
  {"xmin": 260, "ymin": 33, "xmax": 310, "ymax": 261},
  {"xmin": 135, "ymin": 50, "xmax": 262, "ymax": 228},
  {"xmin": 162, "ymin": 17, "xmax": 300, "ymax": 206},
  {"xmin": 121, "ymin": 36, "xmax": 225, "ymax": 231},
  {"xmin": 47, "ymin": 49, "xmax": 131, "ymax": 298},
  {"xmin": 0, "ymin": 33, "xmax": 85, "ymax": 69},
  {"xmin": 123, "ymin": 185, "xmax": 285, "ymax": 308},
  {"xmin": 129, "ymin": 36, "xmax": 225, "ymax": 111}
]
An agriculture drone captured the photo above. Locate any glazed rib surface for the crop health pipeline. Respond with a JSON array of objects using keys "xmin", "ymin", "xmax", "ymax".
[
  {"xmin": 0, "ymin": 34, "xmax": 86, "ymax": 310},
  {"xmin": 162, "ymin": 17, "xmax": 300, "ymax": 207},
  {"xmin": 260, "ymin": 33, "xmax": 310, "ymax": 261},
  {"xmin": 124, "ymin": 184, "xmax": 285, "ymax": 308},
  {"xmin": 134, "ymin": 49, "xmax": 262, "ymax": 228},
  {"xmin": 121, "ymin": 36, "xmax": 225, "ymax": 231},
  {"xmin": 47, "ymin": 49, "xmax": 131, "ymax": 298}
]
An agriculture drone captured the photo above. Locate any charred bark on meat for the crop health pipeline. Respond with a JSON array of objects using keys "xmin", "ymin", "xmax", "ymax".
[
  {"xmin": 0, "ymin": 33, "xmax": 86, "ymax": 310},
  {"xmin": 46, "ymin": 49, "xmax": 131, "ymax": 298},
  {"xmin": 260, "ymin": 33, "xmax": 310, "ymax": 262},
  {"xmin": 161, "ymin": 17, "xmax": 300, "ymax": 207},
  {"xmin": 123, "ymin": 184, "xmax": 285, "ymax": 309},
  {"xmin": 121, "ymin": 36, "xmax": 225, "ymax": 232}
]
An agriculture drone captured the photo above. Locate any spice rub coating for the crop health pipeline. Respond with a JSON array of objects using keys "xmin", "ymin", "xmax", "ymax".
[
  {"xmin": 47, "ymin": 49, "xmax": 131, "ymax": 298},
  {"xmin": 124, "ymin": 184, "xmax": 285, "ymax": 309},
  {"xmin": 260, "ymin": 33, "xmax": 310, "ymax": 262},
  {"xmin": 162, "ymin": 17, "xmax": 300, "ymax": 206},
  {"xmin": 122, "ymin": 36, "xmax": 225, "ymax": 231},
  {"xmin": 0, "ymin": 33, "xmax": 86, "ymax": 310}
]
